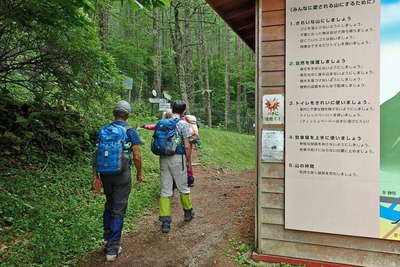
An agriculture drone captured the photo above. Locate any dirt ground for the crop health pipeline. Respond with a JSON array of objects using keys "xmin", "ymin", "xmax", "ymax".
[{"xmin": 78, "ymin": 165, "xmax": 256, "ymax": 267}]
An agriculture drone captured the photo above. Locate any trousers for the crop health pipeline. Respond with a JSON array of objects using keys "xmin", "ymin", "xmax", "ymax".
[
  {"xmin": 100, "ymin": 167, "xmax": 131, "ymax": 253},
  {"xmin": 160, "ymin": 154, "xmax": 189, "ymax": 197}
]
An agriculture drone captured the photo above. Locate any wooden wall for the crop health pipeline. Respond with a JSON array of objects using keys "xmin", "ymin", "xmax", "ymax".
[{"xmin": 256, "ymin": 0, "xmax": 400, "ymax": 266}]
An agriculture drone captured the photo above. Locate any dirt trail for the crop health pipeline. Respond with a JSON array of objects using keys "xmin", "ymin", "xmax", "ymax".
[{"xmin": 79, "ymin": 166, "xmax": 256, "ymax": 267}]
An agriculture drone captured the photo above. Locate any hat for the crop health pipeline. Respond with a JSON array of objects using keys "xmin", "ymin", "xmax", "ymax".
[{"xmin": 114, "ymin": 100, "xmax": 131, "ymax": 114}]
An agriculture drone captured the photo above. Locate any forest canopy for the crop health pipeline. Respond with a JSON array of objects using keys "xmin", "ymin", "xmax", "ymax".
[{"xmin": 0, "ymin": 0, "xmax": 255, "ymax": 162}]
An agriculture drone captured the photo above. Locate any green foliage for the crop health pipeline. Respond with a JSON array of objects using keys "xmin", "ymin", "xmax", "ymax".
[
  {"xmin": 0, "ymin": 0, "xmax": 258, "ymax": 265},
  {"xmin": 0, "ymin": 0, "xmax": 122, "ymax": 103},
  {"xmin": 0, "ymin": 128, "xmax": 160, "ymax": 266},
  {"xmin": 0, "ymin": 93, "xmax": 95, "ymax": 164},
  {"xmin": 119, "ymin": 0, "xmax": 170, "ymax": 10},
  {"xmin": 198, "ymin": 128, "xmax": 256, "ymax": 171},
  {"xmin": 226, "ymin": 239, "xmax": 299, "ymax": 267},
  {"xmin": 227, "ymin": 239, "xmax": 254, "ymax": 266}
]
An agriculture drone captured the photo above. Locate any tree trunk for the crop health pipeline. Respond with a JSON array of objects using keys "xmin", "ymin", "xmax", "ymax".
[
  {"xmin": 97, "ymin": 0, "xmax": 111, "ymax": 50},
  {"xmin": 224, "ymin": 25, "xmax": 231, "ymax": 129},
  {"xmin": 236, "ymin": 36, "xmax": 242, "ymax": 132},
  {"xmin": 169, "ymin": 3, "xmax": 190, "ymax": 112},
  {"xmin": 198, "ymin": 6, "xmax": 212, "ymax": 127},
  {"xmin": 183, "ymin": 5, "xmax": 195, "ymax": 110},
  {"xmin": 152, "ymin": 8, "xmax": 162, "ymax": 97}
]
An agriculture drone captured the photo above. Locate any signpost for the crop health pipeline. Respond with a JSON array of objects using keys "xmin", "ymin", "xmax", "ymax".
[
  {"xmin": 149, "ymin": 95, "xmax": 170, "ymax": 114},
  {"xmin": 163, "ymin": 91, "xmax": 172, "ymax": 101},
  {"xmin": 159, "ymin": 103, "xmax": 171, "ymax": 111},
  {"xmin": 148, "ymin": 98, "xmax": 168, "ymax": 104}
]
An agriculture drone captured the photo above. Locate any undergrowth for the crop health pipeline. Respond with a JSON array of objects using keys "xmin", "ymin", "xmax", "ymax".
[
  {"xmin": 0, "ymin": 128, "xmax": 160, "ymax": 266},
  {"xmin": 0, "ymin": 98, "xmax": 257, "ymax": 266},
  {"xmin": 198, "ymin": 128, "xmax": 256, "ymax": 171},
  {"xmin": 226, "ymin": 239, "xmax": 298, "ymax": 267}
]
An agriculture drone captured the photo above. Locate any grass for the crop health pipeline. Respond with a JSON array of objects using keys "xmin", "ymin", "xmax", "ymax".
[
  {"xmin": 0, "ymin": 127, "xmax": 256, "ymax": 266},
  {"xmin": 0, "ymin": 129, "xmax": 160, "ymax": 267},
  {"xmin": 198, "ymin": 128, "xmax": 256, "ymax": 171}
]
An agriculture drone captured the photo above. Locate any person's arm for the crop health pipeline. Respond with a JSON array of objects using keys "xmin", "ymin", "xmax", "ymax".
[
  {"xmin": 142, "ymin": 124, "xmax": 156, "ymax": 130},
  {"xmin": 132, "ymin": 144, "xmax": 143, "ymax": 183},
  {"xmin": 184, "ymin": 137, "xmax": 192, "ymax": 173},
  {"xmin": 92, "ymin": 151, "xmax": 102, "ymax": 193}
]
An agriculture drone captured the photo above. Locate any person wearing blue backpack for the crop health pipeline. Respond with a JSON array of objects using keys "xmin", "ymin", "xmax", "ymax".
[
  {"xmin": 92, "ymin": 100, "xmax": 143, "ymax": 262},
  {"xmin": 151, "ymin": 100, "xmax": 194, "ymax": 233}
]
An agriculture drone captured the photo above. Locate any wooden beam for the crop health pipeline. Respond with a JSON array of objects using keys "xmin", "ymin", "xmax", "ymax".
[{"xmin": 252, "ymin": 253, "xmax": 358, "ymax": 267}]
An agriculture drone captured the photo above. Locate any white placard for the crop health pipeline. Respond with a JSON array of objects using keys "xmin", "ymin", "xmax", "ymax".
[
  {"xmin": 285, "ymin": 0, "xmax": 381, "ymax": 238},
  {"xmin": 262, "ymin": 130, "xmax": 284, "ymax": 162},
  {"xmin": 159, "ymin": 103, "xmax": 171, "ymax": 111},
  {"xmin": 149, "ymin": 98, "xmax": 168, "ymax": 104},
  {"xmin": 263, "ymin": 94, "xmax": 284, "ymax": 124}
]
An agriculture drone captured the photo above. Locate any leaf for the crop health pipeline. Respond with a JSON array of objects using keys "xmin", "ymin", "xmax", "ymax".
[
  {"xmin": 3, "ymin": 132, "xmax": 15, "ymax": 138},
  {"xmin": 159, "ymin": 0, "xmax": 170, "ymax": 6},
  {"xmin": 12, "ymin": 145, "xmax": 21, "ymax": 152}
]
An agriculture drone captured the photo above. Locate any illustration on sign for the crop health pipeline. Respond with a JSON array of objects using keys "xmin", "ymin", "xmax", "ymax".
[
  {"xmin": 262, "ymin": 130, "xmax": 284, "ymax": 162},
  {"xmin": 263, "ymin": 94, "xmax": 284, "ymax": 124},
  {"xmin": 379, "ymin": 0, "xmax": 400, "ymax": 241}
]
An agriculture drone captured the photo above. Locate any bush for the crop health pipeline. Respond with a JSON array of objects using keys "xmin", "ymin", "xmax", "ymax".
[{"xmin": 0, "ymin": 95, "xmax": 93, "ymax": 164}]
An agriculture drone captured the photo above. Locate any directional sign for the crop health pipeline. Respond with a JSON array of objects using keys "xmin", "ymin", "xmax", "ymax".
[
  {"xmin": 149, "ymin": 98, "xmax": 167, "ymax": 104},
  {"xmin": 159, "ymin": 103, "xmax": 171, "ymax": 111},
  {"xmin": 163, "ymin": 91, "xmax": 172, "ymax": 101}
]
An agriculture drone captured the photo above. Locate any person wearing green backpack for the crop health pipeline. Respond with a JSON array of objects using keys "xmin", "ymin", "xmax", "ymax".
[
  {"xmin": 151, "ymin": 100, "xmax": 195, "ymax": 233},
  {"xmin": 92, "ymin": 100, "xmax": 143, "ymax": 262}
]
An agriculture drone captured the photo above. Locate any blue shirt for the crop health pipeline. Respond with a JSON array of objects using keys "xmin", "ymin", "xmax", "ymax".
[{"xmin": 113, "ymin": 121, "xmax": 141, "ymax": 146}]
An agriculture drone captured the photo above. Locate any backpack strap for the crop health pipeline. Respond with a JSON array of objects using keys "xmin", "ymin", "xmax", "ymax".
[
  {"xmin": 112, "ymin": 123, "xmax": 132, "ymax": 151},
  {"xmin": 172, "ymin": 117, "xmax": 184, "ymax": 140}
]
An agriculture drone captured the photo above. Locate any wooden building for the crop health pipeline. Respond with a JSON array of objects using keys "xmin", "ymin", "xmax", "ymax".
[{"xmin": 206, "ymin": 0, "xmax": 400, "ymax": 266}]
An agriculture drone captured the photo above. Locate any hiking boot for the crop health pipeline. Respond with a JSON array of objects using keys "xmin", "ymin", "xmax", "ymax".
[
  {"xmin": 161, "ymin": 221, "xmax": 171, "ymax": 233},
  {"xmin": 105, "ymin": 246, "xmax": 122, "ymax": 262},
  {"xmin": 184, "ymin": 209, "xmax": 195, "ymax": 222}
]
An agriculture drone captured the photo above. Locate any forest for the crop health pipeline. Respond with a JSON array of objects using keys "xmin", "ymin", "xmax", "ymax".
[
  {"xmin": 0, "ymin": 0, "xmax": 256, "ymax": 265},
  {"xmin": 1, "ymin": 0, "xmax": 255, "ymax": 136}
]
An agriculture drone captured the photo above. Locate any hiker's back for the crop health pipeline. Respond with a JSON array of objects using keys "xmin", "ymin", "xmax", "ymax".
[
  {"xmin": 151, "ymin": 118, "xmax": 185, "ymax": 156},
  {"xmin": 96, "ymin": 122, "xmax": 131, "ymax": 176}
]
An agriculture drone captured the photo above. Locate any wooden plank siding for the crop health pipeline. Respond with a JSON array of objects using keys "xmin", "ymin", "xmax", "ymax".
[
  {"xmin": 256, "ymin": 0, "xmax": 400, "ymax": 266},
  {"xmin": 259, "ymin": 239, "xmax": 400, "ymax": 267}
]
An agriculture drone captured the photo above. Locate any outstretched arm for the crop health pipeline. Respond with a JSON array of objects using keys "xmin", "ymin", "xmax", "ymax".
[{"xmin": 143, "ymin": 124, "xmax": 156, "ymax": 130}]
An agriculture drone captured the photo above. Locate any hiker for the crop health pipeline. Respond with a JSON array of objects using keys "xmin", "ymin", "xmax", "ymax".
[
  {"xmin": 143, "ymin": 109, "xmax": 199, "ymax": 187},
  {"xmin": 150, "ymin": 100, "xmax": 194, "ymax": 233},
  {"xmin": 183, "ymin": 114, "xmax": 202, "ymax": 187},
  {"xmin": 92, "ymin": 100, "xmax": 143, "ymax": 262},
  {"xmin": 142, "ymin": 109, "xmax": 173, "ymax": 130}
]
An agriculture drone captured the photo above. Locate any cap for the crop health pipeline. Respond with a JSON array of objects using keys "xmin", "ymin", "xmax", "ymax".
[{"xmin": 114, "ymin": 100, "xmax": 132, "ymax": 114}]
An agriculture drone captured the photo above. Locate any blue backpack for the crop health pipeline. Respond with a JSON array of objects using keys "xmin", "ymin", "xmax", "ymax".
[
  {"xmin": 96, "ymin": 123, "xmax": 131, "ymax": 175},
  {"xmin": 151, "ymin": 118, "xmax": 185, "ymax": 156}
]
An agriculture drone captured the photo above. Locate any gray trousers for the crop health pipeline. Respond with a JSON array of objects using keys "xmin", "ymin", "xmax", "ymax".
[{"xmin": 160, "ymin": 154, "xmax": 190, "ymax": 197}]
